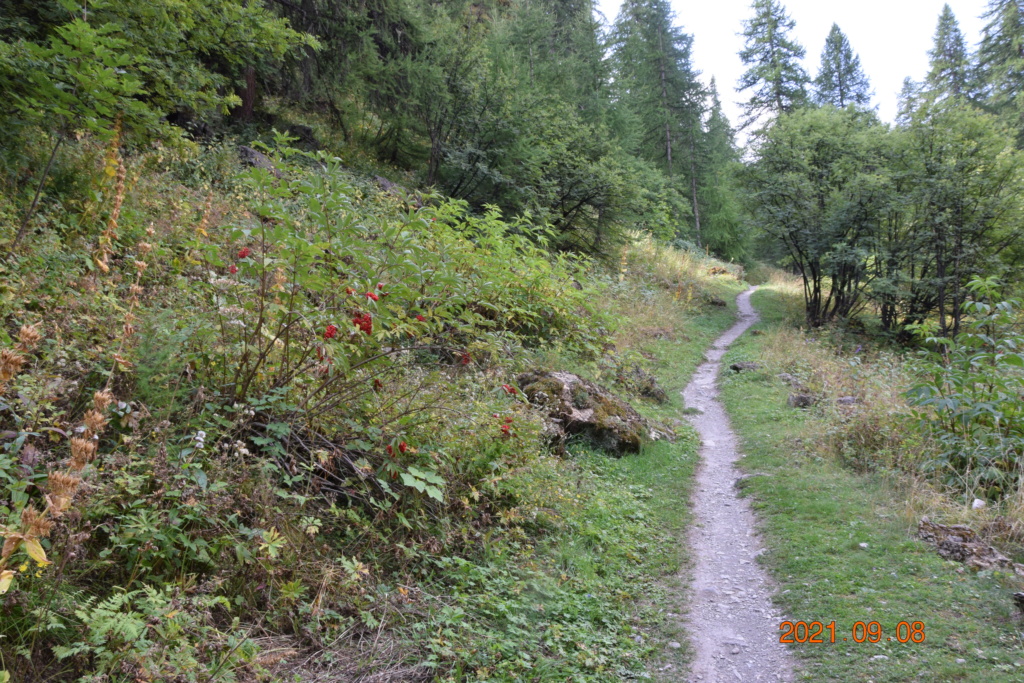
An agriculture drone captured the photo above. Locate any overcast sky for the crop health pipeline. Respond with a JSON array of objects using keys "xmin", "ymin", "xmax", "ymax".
[{"xmin": 594, "ymin": 0, "xmax": 990, "ymax": 144}]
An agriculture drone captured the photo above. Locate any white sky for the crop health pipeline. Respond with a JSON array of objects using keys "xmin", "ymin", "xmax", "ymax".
[{"xmin": 594, "ymin": 0, "xmax": 989, "ymax": 143}]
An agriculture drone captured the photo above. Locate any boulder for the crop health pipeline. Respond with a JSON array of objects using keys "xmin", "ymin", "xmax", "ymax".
[
  {"xmin": 729, "ymin": 362, "xmax": 761, "ymax": 373},
  {"xmin": 239, "ymin": 145, "xmax": 283, "ymax": 178},
  {"xmin": 517, "ymin": 370, "xmax": 670, "ymax": 455},
  {"xmin": 374, "ymin": 175, "xmax": 402, "ymax": 193},
  {"xmin": 285, "ymin": 124, "xmax": 320, "ymax": 150},
  {"xmin": 615, "ymin": 362, "xmax": 669, "ymax": 403},
  {"xmin": 777, "ymin": 372, "xmax": 801, "ymax": 386},
  {"xmin": 787, "ymin": 393, "xmax": 817, "ymax": 409}
]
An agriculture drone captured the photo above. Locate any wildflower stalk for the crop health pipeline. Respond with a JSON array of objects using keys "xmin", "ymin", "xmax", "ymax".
[{"xmin": 0, "ymin": 328, "xmax": 114, "ymax": 595}]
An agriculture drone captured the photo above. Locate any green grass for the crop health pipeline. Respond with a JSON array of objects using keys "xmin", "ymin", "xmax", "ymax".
[
  {"xmin": 719, "ymin": 286, "xmax": 1024, "ymax": 682},
  {"xmin": 594, "ymin": 281, "xmax": 746, "ymax": 672},
  {"xmin": 406, "ymin": 281, "xmax": 749, "ymax": 681}
]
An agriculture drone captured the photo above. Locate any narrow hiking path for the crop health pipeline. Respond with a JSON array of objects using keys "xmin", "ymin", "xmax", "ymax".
[{"xmin": 681, "ymin": 286, "xmax": 795, "ymax": 682}]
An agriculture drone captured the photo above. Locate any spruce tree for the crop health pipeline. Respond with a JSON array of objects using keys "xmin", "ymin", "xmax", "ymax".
[
  {"xmin": 926, "ymin": 4, "xmax": 971, "ymax": 98},
  {"xmin": 976, "ymin": 0, "xmax": 1024, "ymax": 143},
  {"xmin": 813, "ymin": 24, "xmax": 871, "ymax": 108},
  {"xmin": 699, "ymin": 78, "xmax": 747, "ymax": 259},
  {"xmin": 737, "ymin": 0, "xmax": 809, "ymax": 129}
]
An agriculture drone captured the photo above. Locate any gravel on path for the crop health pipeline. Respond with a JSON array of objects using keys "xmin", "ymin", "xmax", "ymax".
[{"xmin": 680, "ymin": 286, "xmax": 796, "ymax": 683}]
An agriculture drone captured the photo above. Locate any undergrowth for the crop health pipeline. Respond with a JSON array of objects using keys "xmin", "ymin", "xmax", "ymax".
[{"xmin": 0, "ymin": 135, "xmax": 738, "ymax": 681}]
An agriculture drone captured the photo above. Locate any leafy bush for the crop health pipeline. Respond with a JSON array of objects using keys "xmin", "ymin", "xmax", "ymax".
[{"xmin": 908, "ymin": 277, "xmax": 1024, "ymax": 499}]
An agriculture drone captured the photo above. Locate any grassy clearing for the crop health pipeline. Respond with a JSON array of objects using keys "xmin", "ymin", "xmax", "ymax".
[{"xmin": 720, "ymin": 283, "xmax": 1024, "ymax": 682}]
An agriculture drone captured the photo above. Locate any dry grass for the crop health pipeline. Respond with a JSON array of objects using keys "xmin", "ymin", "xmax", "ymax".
[
  {"xmin": 601, "ymin": 234, "xmax": 745, "ymax": 352},
  {"xmin": 752, "ymin": 278, "xmax": 1024, "ymax": 559}
]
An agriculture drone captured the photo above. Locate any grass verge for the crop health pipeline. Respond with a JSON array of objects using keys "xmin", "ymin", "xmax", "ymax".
[{"xmin": 719, "ymin": 285, "xmax": 1024, "ymax": 682}]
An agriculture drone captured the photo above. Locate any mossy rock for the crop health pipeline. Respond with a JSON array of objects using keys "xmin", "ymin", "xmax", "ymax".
[{"xmin": 516, "ymin": 370, "xmax": 670, "ymax": 456}]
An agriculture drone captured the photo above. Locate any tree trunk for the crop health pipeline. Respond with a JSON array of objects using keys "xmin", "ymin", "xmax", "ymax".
[
  {"xmin": 657, "ymin": 32, "xmax": 673, "ymax": 176},
  {"xmin": 237, "ymin": 65, "xmax": 257, "ymax": 122}
]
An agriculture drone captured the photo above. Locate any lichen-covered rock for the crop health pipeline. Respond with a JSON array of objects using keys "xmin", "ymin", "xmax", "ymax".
[
  {"xmin": 787, "ymin": 393, "xmax": 817, "ymax": 409},
  {"xmin": 239, "ymin": 145, "xmax": 283, "ymax": 178},
  {"xmin": 516, "ymin": 370, "xmax": 670, "ymax": 455},
  {"xmin": 615, "ymin": 362, "xmax": 669, "ymax": 403}
]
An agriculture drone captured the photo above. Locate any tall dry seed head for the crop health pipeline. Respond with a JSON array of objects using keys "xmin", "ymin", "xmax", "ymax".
[
  {"xmin": 93, "ymin": 389, "xmax": 114, "ymax": 412},
  {"xmin": 69, "ymin": 437, "xmax": 98, "ymax": 471},
  {"xmin": 95, "ymin": 157, "xmax": 127, "ymax": 274},
  {"xmin": 46, "ymin": 471, "xmax": 81, "ymax": 515},
  {"xmin": 0, "ymin": 348, "xmax": 26, "ymax": 391},
  {"xmin": 16, "ymin": 323, "xmax": 42, "ymax": 352},
  {"xmin": 21, "ymin": 505, "xmax": 53, "ymax": 540},
  {"xmin": 82, "ymin": 409, "xmax": 109, "ymax": 439}
]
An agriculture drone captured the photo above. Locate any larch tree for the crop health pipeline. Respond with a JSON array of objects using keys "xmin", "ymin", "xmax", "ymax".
[
  {"xmin": 737, "ymin": 0, "xmax": 809, "ymax": 130},
  {"xmin": 611, "ymin": 0, "xmax": 703, "ymax": 178},
  {"xmin": 611, "ymin": 0, "xmax": 706, "ymax": 241},
  {"xmin": 813, "ymin": 23, "xmax": 871, "ymax": 108}
]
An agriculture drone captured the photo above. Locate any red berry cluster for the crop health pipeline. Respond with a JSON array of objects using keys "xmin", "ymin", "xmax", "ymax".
[
  {"xmin": 352, "ymin": 313, "xmax": 373, "ymax": 335},
  {"xmin": 499, "ymin": 415, "xmax": 515, "ymax": 437},
  {"xmin": 229, "ymin": 265, "xmax": 238, "ymax": 274},
  {"xmin": 365, "ymin": 292, "xmax": 379, "ymax": 301},
  {"xmin": 237, "ymin": 247, "xmax": 251, "ymax": 259},
  {"xmin": 386, "ymin": 441, "xmax": 409, "ymax": 456},
  {"xmin": 501, "ymin": 384, "xmax": 517, "ymax": 395},
  {"xmin": 324, "ymin": 324, "xmax": 339, "ymax": 340}
]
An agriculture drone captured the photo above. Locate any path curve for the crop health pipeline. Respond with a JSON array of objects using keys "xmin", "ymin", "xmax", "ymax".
[{"xmin": 681, "ymin": 286, "xmax": 795, "ymax": 682}]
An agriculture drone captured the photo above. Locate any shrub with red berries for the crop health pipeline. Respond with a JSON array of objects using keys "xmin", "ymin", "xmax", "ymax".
[
  {"xmin": 365, "ymin": 292, "xmax": 379, "ymax": 302},
  {"xmin": 352, "ymin": 313, "xmax": 373, "ymax": 335},
  {"xmin": 501, "ymin": 384, "xmax": 517, "ymax": 395},
  {"xmin": 324, "ymin": 324, "xmax": 338, "ymax": 340},
  {"xmin": 237, "ymin": 247, "xmax": 251, "ymax": 259}
]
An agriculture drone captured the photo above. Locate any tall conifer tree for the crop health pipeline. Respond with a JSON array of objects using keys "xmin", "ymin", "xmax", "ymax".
[
  {"xmin": 611, "ymin": 0, "xmax": 709, "ymax": 242},
  {"xmin": 813, "ymin": 24, "xmax": 871, "ymax": 108},
  {"xmin": 699, "ymin": 78, "xmax": 746, "ymax": 258},
  {"xmin": 611, "ymin": 0, "xmax": 704, "ymax": 178},
  {"xmin": 976, "ymin": 0, "xmax": 1024, "ymax": 143},
  {"xmin": 737, "ymin": 0, "xmax": 808, "ymax": 129},
  {"xmin": 926, "ymin": 4, "xmax": 971, "ymax": 98}
]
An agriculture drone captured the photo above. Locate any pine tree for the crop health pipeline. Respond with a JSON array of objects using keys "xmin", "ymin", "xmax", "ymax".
[
  {"xmin": 737, "ymin": 0, "xmax": 809, "ymax": 129},
  {"xmin": 926, "ymin": 4, "xmax": 971, "ymax": 98},
  {"xmin": 976, "ymin": 0, "xmax": 1024, "ymax": 143},
  {"xmin": 813, "ymin": 24, "xmax": 871, "ymax": 108}
]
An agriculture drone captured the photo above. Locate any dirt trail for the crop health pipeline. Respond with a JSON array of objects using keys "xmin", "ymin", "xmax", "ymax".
[{"xmin": 680, "ymin": 286, "xmax": 795, "ymax": 682}]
